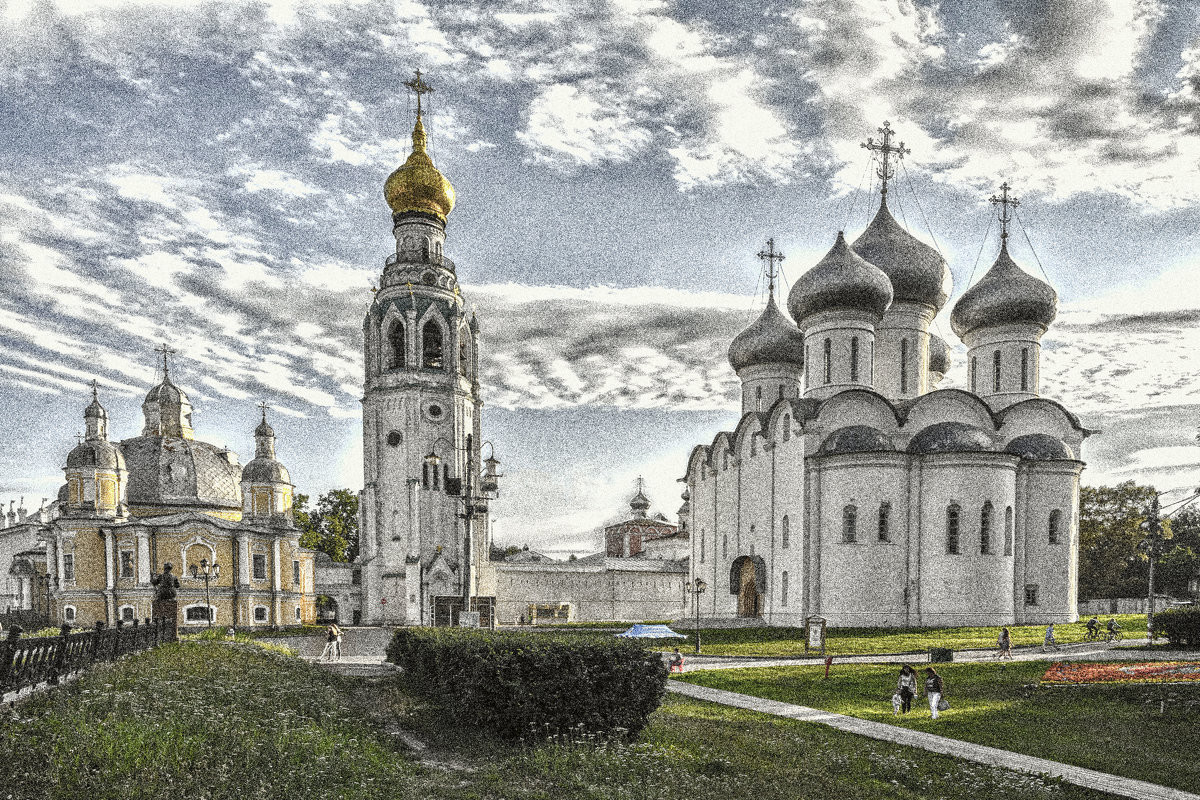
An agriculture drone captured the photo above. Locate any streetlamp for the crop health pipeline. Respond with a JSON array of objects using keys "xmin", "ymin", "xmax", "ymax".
[
  {"xmin": 689, "ymin": 577, "xmax": 707, "ymax": 654},
  {"xmin": 189, "ymin": 558, "xmax": 220, "ymax": 628},
  {"xmin": 38, "ymin": 573, "xmax": 55, "ymax": 623}
]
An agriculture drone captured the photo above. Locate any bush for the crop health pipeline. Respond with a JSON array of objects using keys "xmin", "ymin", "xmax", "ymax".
[
  {"xmin": 1152, "ymin": 606, "xmax": 1200, "ymax": 647},
  {"xmin": 386, "ymin": 627, "xmax": 668, "ymax": 740},
  {"xmin": 929, "ymin": 647, "xmax": 954, "ymax": 663}
]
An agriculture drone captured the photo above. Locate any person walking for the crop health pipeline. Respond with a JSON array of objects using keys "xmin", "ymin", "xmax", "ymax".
[
  {"xmin": 332, "ymin": 622, "xmax": 344, "ymax": 661},
  {"xmin": 896, "ymin": 664, "xmax": 918, "ymax": 714},
  {"xmin": 320, "ymin": 623, "xmax": 338, "ymax": 662},
  {"xmin": 997, "ymin": 627, "xmax": 1013, "ymax": 660},
  {"xmin": 1043, "ymin": 623, "xmax": 1059, "ymax": 651},
  {"xmin": 923, "ymin": 666, "xmax": 946, "ymax": 719}
]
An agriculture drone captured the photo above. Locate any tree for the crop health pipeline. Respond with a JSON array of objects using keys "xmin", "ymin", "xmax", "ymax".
[
  {"xmin": 1157, "ymin": 506, "xmax": 1200, "ymax": 597},
  {"xmin": 1079, "ymin": 481, "xmax": 1168, "ymax": 599},
  {"xmin": 295, "ymin": 489, "xmax": 360, "ymax": 563}
]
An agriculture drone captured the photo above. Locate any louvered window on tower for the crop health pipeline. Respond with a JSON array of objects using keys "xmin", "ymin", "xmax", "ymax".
[{"xmin": 423, "ymin": 320, "xmax": 443, "ymax": 368}]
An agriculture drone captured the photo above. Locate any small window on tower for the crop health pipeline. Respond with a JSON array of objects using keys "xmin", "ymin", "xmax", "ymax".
[
  {"xmin": 850, "ymin": 337, "xmax": 859, "ymax": 382},
  {"xmin": 993, "ymin": 349, "xmax": 1002, "ymax": 392},
  {"xmin": 388, "ymin": 320, "xmax": 405, "ymax": 369},
  {"xmin": 253, "ymin": 554, "xmax": 267, "ymax": 581},
  {"xmin": 823, "ymin": 338, "xmax": 832, "ymax": 384}
]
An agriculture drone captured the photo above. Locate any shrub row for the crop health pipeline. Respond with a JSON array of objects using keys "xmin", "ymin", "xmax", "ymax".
[
  {"xmin": 1152, "ymin": 606, "xmax": 1200, "ymax": 647},
  {"xmin": 385, "ymin": 627, "xmax": 668, "ymax": 740}
]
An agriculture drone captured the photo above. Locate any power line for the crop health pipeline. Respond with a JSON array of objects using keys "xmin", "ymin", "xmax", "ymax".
[
  {"xmin": 900, "ymin": 159, "xmax": 945, "ymax": 257},
  {"xmin": 965, "ymin": 213, "xmax": 994, "ymax": 289},
  {"xmin": 1012, "ymin": 207, "xmax": 1053, "ymax": 284}
]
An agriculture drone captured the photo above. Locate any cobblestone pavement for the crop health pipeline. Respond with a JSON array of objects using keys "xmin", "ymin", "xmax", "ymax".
[{"xmin": 668, "ymin": 680, "xmax": 1200, "ymax": 800}]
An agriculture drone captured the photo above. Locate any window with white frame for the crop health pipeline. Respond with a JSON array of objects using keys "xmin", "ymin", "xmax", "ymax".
[
  {"xmin": 295, "ymin": 606, "xmax": 302, "ymax": 622},
  {"xmin": 63, "ymin": 605, "xmax": 76, "ymax": 622},
  {"xmin": 62, "ymin": 553, "xmax": 74, "ymax": 582},
  {"xmin": 120, "ymin": 549, "xmax": 135, "ymax": 579},
  {"xmin": 254, "ymin": 606, "xmax": 268, "ymax": 622},
  {"xmin": 781, "ymin": 515, "xmax": 790, "ymax": 549},
  {"xmin": 120, "ymin": 606, "xmax": 135, "ymax": 622},
  {"xmin": 185, "ymin": 605, "xmax": 212, "ymax": 623}
]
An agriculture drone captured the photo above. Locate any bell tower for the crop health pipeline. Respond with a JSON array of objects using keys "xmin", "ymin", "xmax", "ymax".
[{"xmin": 359, "ymin": 71, "xmax": 489, "ymax": 626}]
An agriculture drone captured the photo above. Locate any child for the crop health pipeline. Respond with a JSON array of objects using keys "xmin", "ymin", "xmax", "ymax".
[
  {"xmin": 891, "ymin": 691, "xmax": 903, "ymax": 715},
  {"xmin": 668, "ymin": 648, "xmax": 684, "ymax": 673}
]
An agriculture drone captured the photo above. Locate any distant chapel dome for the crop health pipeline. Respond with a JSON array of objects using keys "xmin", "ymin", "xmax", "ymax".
[
  {"xmin": 383, "ymin": 114, "xmax": 456, "ymax": 223},
  {"xmin": 928, "ymin": 334, "xmax": 951, "ymax": 375},
  {"xmin": 907, "ymin": 421, "xmax": 995, "ymax": 454},
  {"xmin": 851, "ymin": 201, "xmax": 952, "ymax": 310},
  {"xmin": 950, "ymin": 244, "xmax": 1057, "ymax": 338},
  {"xmin": 818, "ymin": 426, "xmax": 895, "ymax": 455},
  {"xmin": 1004, "ymin": 433, "xmax": 1073, "ymax": 460},
  {"xmin": 728, "ymin": 296, "xmax": 805, "ymax": 371},
  {"xmin": 788, "ymin": 231, "xmax": 893, "ymax": 324}
]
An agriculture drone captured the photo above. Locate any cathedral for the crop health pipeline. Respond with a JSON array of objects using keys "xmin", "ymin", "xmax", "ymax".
[
  {"xmin": 1, "ymin": 362, "xmax": 316, "ymax": 630},
  {"xmin": 684, "ymin": 128, "xmax": 1088, "ymax": 627}
]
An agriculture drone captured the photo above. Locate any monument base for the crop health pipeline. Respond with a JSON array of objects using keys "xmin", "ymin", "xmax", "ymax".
[{"xmin": 152, "ymin": 600, "xmax": 178, "ymax": 641}]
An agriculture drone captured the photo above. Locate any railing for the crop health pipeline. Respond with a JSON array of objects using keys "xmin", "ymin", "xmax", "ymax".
[
  {"xmin": 0, "ymin": 617, "xmax": 176, "ymax": 697},
  {"xmin": 384, "ymin": 252, "xmax": 456, "ymax": 272}
]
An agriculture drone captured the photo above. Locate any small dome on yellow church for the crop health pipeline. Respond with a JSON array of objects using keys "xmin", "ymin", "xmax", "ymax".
[{"xmin": 384, "ymin": 115, "xmax": 456, "ymax": 223}]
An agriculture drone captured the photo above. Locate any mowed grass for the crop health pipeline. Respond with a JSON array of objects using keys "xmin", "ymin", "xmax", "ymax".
[
  {"xmin": 662, "ymin": 614, "xmax": 1148, "ymax": 657},
  {"xmin": 0, "ymin": 641, "xmax": 1123, "ymax": 800},
  {"xmin": 677, "ymin": 659, "xmax": 1200, "ymax": 793}
]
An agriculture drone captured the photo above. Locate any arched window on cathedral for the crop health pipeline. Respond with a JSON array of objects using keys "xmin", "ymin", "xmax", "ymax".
[
  {"xmin": 980, "ymin": 501, "xmax": 993, "ymax": 554},
  {"xmin": 750, "ymin": 435, "xmax": 757, "ymax": 457},
  {"xmin": 781, "ymin": 571, "xmax": 789, "ymax": 607},
  {"xmin": 970, "ymin": 356, "xmax": 977, "ymax": 393},
  {"xmin": 422, "ymin": 320, "xmax": 444, "ymax": 369},
  {"xmin": 878, "ymin": 502, "xmax": 891, "ymax": 542},
  {"xmin": 421, "ymin": 238, "xmax": 430, "ymax": 261},
  {"xmin": 1004, "ymin": 506, "xmax": 1013, "ymax": 555},
  {"xmin": 459, "ymin": 338, "xmax": 469, "ymax": 375},
  {"xmin": 993, "ymin": 349, "xmax": 1002, "ymax": 393},
  {"xmin": 388, "ymin": 320, "xmax": 405, "ymax": 369},
  {"xmin": 850, "ymin": 336, "xmax": 859, "ymax": 382},
  {"xmin": 900, "ymin": 339, "xmax": 909, "ymax": 394},
  {"xmin": 805, "ymin": 344, "xmax": 811, "ymax": 387},
  {"xmin": 781, "ymin": 514, "xmax": 790, "ymax": 549},
  {"xmin": 842, "ymin": 505, "xmax": 857, "ymax": 543},
  {"xmin": 946, "ymin": 504, "xmax": 961, "ymax": 554},
  {"xmin": 782, "ymin": 414, "xmax": 791, "ymax": 442},
  {"xmin": 1048, "ymin": 509, "xmax": 1062, "ymax": 544},
  {"xmin": 823, "ymin": 339, "xmax": 832, "ymax": 384}
]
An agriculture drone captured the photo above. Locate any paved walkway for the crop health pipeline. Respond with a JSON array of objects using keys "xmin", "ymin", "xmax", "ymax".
[{"xmin": 668, "ymin": 680, "xmax": 1200, "ymax": 800}]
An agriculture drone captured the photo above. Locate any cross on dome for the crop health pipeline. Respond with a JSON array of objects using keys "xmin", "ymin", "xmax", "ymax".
[
  {"xmin": 89, "ymin": 378, "xmax": 99, "ymax": 399},
  {"xmin": 153, "ymin": 343, "xmax": 177, "ymax": 378},
  {"xmin": 989, "ymin": 182, "xmax": 1021, "ymax": 245},
  {"xmin": 861, "ymin": 121, "xmax": 910, "ymax": 200},
  {"xmin": 756, "ymin": 238, "xmax": 785, "ymax": 300},
  {"xmin": 404, "ymin": 69, "xmax": 433, "ymax": 118},
  {"xmin": 257, "ymin": 401, "xmax": 271, "ymax": 421}
]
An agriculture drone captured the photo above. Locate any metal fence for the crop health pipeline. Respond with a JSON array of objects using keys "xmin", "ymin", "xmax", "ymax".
[{"xmin": 0, "ymin": 617, "xmax": 177, "ymax": 698}]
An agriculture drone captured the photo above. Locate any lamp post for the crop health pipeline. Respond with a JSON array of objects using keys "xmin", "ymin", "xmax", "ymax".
[
  {"xmin": 189, "ymin": 558, "xmax": 220, "ymax": 628},
  {"xmin": 690, "ymin": 577, "xmax": 707, "ymax": 654}
]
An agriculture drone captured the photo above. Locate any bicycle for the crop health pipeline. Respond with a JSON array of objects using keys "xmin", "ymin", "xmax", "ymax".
[
  {"xmin": 1105, "ymin": 629, "xmax": 1123, "ymax": 643},
  {"xmin": 1084, "ymin": 627, "xmax": 1101, "ymax": 643}
]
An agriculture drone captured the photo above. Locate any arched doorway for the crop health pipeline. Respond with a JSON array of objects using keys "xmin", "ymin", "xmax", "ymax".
[{"xmin": 729, "ymin": 555, "xmax": 766, "ymax": 618}]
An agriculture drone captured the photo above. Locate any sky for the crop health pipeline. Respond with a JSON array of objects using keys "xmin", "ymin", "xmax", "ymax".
[{"xmin": 2, "ymin": 0, "xmax": 1200, "ymax": 557}]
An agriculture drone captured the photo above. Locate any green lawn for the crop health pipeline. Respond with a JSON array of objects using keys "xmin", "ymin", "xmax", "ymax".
[
  {"xmin": 661, "ymin": 615, "xmax": 1149, "ymax": 657},
  {"xmin": 677, "ymin": 659, "xmax": 1200, "ymax": 793},
  {"xmin": 1, "ymin": 641, "xmax": 1122, "ymax": 800}
]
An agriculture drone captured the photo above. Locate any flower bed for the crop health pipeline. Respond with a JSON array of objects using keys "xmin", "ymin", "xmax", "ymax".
[{"xmin": 1041, "ymin": 661, "xmax": 1200, "ymax": 685}]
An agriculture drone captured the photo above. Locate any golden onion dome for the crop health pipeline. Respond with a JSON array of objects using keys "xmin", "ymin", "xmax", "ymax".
[{"xmin": 384, "ymin": 115, "xmax": 456, "ymax": 223}]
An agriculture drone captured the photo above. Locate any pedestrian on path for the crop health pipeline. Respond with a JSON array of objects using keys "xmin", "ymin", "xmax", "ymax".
[
  {"xmin": 320, "ymin": 623, "xmax": 339, "ymax": 661},
  {"xmin": 333, "ymin": 622, "xmax": 344, "ymax": 661},
  {"xmin": 923, "ymin": 666, "xmax": 946, "ymax": 719},
  {"xmin": 997, "ymin": 627, "xmax": 1013, "ymax": 660},
  {"xmin": 896, "ymin": 664, "xmax": 917, "ymax": 714},
  {"xmin": 1043, "ymin": 623, "xmax": 1059, "ymax": 652}
]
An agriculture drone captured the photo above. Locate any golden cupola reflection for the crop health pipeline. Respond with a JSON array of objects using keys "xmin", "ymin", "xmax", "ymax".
[{"xmin": 384, "ymin": 113, "xmax": 456, "ymax": 223}]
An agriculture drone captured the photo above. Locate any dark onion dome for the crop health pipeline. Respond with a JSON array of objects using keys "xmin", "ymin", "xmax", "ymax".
[
  {"xmin": 65, "ymin": 439, "xmax": 125, "ymax": 471},
  {"xmin": 728, "ymin": 296, "xmax": 805, "ymax": 371},
  {"xmin": 254, "ymin": 416, "xmax": 275, "ymax": 438},
  {"xmin": 851, "ymin": 200, "xmax": 952, "ymax": 309},
  {"xmin": 906, "ymin": 421, "xmax": 996, "ymax": 454},
  {"xmin": 630, "ymin": 490, "xmax": 650, "ymax": 515},
  {"xmin": 787, "ymin": 231, "xmax": 893, "ymax": 324},
  {"xmin": 1004, "ymin": 433, "xmax": 1073, "ymax": 460},
  {"xmin": 57, "ymin": 483, "xmax": 69, "ymax": 503},
  {"xmin": 817, "ymin": 425, "xmax": 895, "ymax": 455},
  {"xmin": 120, "ymin": 436, "xmax": 242, "ymax": 510},
  {"xmin": 241, "ymin": 457, "xmax": 291, "ymax": 484},
  {"xmin": 950, "ymin": 244, "xmax": 1057, "ymax": 338},
  {"xmin": 928, "ymin": 334, "xmax": 951, "ymax": 375}
]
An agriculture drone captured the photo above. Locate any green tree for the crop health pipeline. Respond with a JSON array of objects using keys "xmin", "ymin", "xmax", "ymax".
[
  {"xmin": 1079, "ymin": 481, "xmax": 1166, "ymax": 599},
  {"xmin": 295, "ymin": 489, "xmax": 360, "ymax": 563},
  {"xmin": 1157, "ymin": 505, "xmax": 1200, "ymax": 597}
]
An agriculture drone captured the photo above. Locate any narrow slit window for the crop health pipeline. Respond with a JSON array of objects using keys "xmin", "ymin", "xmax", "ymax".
[
  {"xmin": 970, "ymin": 356, "xmax": 977, "ymax": 393},
  {"xmin": 823, "ymin": 338, "xmax": 832, "ymax": 384},
  {"xmin": 993, "ymin": 349, "xmax": 1001, "ymax": 392},
  {"xmin": 947, "ymin": 504, "xmax": 961, "ymax": 554},
  {"xmin": 878, "ymin": 502, "xmax": 891, "ymax": 542},
  {"xmin": 388, "ymin": 320, "xmax": 405, "ymax": 369},
  {"xmin": 1048, "ymin": 509, "xmax": 1062, "ymax": 544},
  {"xmin": 1021, "ymin": 348, "xmax": 1029, "ymax": 391},
  {"xmin": 422, "ymin": 320, "xmax": 444, "ymax": 369},
  {"xmin": 1004, "ymin": 506, "xmax": 1013, "ymax": 556},
  {"xmin": 900, "ymin": 339, "xmax": 909, "ymax": 394},
  {"xmin": 850, "ymin": 337, "xmax": 859, "ymax": 382},
  {"xmin": 781, "ymin": 514, "xmax": 790, "ymax": 549},
  {"xmin": 980, "ymin": 501, "xmax": 993, "ymax": 554}
]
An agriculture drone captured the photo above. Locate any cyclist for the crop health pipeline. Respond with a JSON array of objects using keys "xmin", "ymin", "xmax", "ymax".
[
  {"xmin": 1085, "ymin": 616, "xmax": 1100, "ymax": 641},
  {"xmin": 1105, "ymin": 617, "xmax": 1122, "ymax": 642}
]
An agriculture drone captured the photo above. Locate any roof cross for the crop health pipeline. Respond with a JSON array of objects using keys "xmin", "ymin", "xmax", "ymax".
[
  {"xmin": 860, "ymin": 121, "xmax": 910, "ymax": 200},
  {"xmin": 89, "ymin": 378, "xmax": 99, "ymax": 399},
  {"xmin": 404, "ymin": 69, "xmax": 434, "ymax": 118},
  {"xmin": 75, "ymin": 431, "xmax": 84, "ymax": 445},
  {"xmin": 153, "ymin": 343, "xmax": 177, "ymax": 378},
  {"xmin": 756, "ymin": 238, "xmax": 785, "ymax": 301},
  {"xmin": 989, "ymin": 182, "xmax": 1020, "ymax": 245},
  {"xmin": 257, "ymin": 401, "xmax": 271, "ymax": 422}
]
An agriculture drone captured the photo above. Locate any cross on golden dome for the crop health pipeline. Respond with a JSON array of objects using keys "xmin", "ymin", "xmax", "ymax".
[
  {"xmin": 861, "ymin": 121, "xmax": 910, "ymax": 200},
  {"xmin": 404, "ymin": 69, "xmax": 433, "ymax": 118},
  {"xmin": 989, "ymin": 182, "xmax": 1020, "ymax": 245},
  {"xmin": 756, "ymin": 238, "xmax": 785, "ymax": 300}
]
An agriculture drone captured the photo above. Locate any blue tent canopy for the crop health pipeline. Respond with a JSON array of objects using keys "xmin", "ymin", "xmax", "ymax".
[{"xmin": 615, "ymin": 624, "xmax": 687, "ymax": 639}]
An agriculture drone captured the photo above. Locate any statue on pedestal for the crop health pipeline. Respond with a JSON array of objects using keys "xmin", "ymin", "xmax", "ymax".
[{"xmin": 151, "ymin": 563, "xmax": 180, "ymax": 626}]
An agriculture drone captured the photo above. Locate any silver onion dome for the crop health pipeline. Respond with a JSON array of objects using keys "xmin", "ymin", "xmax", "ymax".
[
  {"xmin": 1004, "ymin": 433, "xmax": 1073, "ymax": 460},
  {"xmin": 817, "ymin": 426, "xmax": 895, "ymax": 455},
  {"xmin": 787, "ymin": 231, "xmax": 893, "ymax": 324},
  {"xmin": 851, "ymin": 201, "xmax": 952, "ymax": 310},
  {"xmin": 728, "ymin": 296, "xmax": 805, "ymax": 371},
  {"xmin": 950, "ymin": 244, "xmax": 1057, "ymax": 338}
]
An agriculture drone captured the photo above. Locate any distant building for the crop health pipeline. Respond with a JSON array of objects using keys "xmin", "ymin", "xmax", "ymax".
[{"xmin": 604, "ymin": 482, "xmax": 689, "ymax": 560}]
